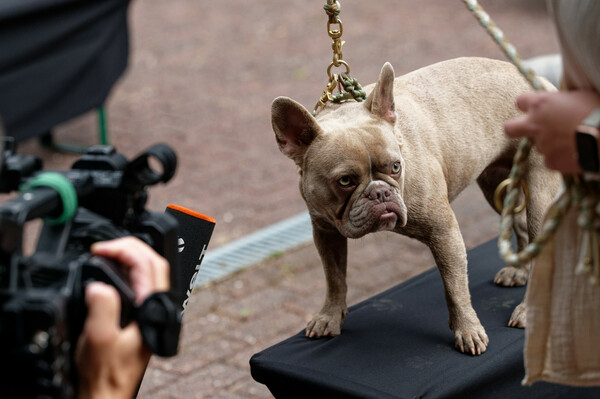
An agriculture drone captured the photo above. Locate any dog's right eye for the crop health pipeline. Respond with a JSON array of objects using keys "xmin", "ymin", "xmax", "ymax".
[{"xmin": 338, "ymin": 176, "xmax": 353, "ymax": 187}]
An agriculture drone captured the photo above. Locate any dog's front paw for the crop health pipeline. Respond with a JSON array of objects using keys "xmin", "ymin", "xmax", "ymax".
[
  {"xmin": 306, "ymin": 308, "xmax": 347, "ymax": 338},
  {"xmin": 508, "ymin": 302, "xmax": 526, "ymax": 328},
  {"xmin": 453, "ymin": 323, "xmax": 489, "ymax": 356},
  {"xmin": 494, "ymin": 266, "xmax": 528, "ymax": 287}
]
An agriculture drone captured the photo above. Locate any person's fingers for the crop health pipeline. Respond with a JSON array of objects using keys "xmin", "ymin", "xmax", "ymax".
[
  {"xmin": 76, "ymin": 282, "xmax": 151, "ymax": 399},
  {"xmin": 514, "ymin": 92, "xmax": 541, "ymax": 112},
  {"xmin": 90, "ymin": 236, "xmax": 148, "ymax": 261},
  {"xmin": 83, "ymin": 282, "xmax": 121, "ymax": 344},
  {"xmin": 91, "ymin": 237, "xmax": 169, "ymax": 303},
  {"xmin": 122, "ymin": 238, "xmax": 169, "ymax": 292},
  {"xmin": 91, "ymin": 238, "xmax": 155, "ymax": 303},
  {"xmin": 504, "ymin": 115, "xmax": 537, "ymax": 139}
]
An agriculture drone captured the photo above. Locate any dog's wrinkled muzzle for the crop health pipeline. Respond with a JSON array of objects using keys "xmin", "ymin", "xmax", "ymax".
[{"xmin": 345, "ymin": 181, "xmax": 407, "ymax": 237}]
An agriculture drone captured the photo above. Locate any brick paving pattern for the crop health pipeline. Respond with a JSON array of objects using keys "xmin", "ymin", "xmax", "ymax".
[{"xmin": 15, "ymin": 0, "xmax": 559, "ymax": 397}]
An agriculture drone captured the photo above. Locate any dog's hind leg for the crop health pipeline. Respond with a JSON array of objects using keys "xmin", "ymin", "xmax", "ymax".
[
  {"xmin": 477, "ymin": 162, "xmax": 529, "ymax": 287},
  {"xmin": 478, "ymin": 156, "xmax": 561, "ymax": 328},
  {"xmin": 502, "ymin": 154, "xmax": 562, "ymax": 328}
]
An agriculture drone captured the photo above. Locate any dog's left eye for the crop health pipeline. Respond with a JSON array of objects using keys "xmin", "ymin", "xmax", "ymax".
[
  {"xmin": 391, "ymin": 162, "xmax": 401, "ymax": 174},
  {"xmin": 338, "ymin": 176, "xmax": 353, "ymax": 187}
]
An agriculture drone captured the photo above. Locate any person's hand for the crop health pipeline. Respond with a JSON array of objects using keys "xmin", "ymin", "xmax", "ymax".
[
  {"xmin": 504, "ymin": 90, "xmax": 600, "ymax": 174},
  {"xmin": 75, "ymin": 236, "xmax": 169, "ymax": 399}
]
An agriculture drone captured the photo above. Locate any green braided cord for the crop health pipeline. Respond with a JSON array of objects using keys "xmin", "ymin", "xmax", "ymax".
[
  {"xmin": 19, "ymin": 172, "xmax": 78, "ymax": 225},
  {"xmin": 323, "ymin": 1, "xmax": 341, "ymax": 16},
  {"xmin": 572, "ymin": 179, "xmax": 600, "ymax": 282},
  {"xmin": 462, "ymin": 0, "xmax": 577, "ymax": 267},
  {"xmin": 499, "ymin": 182, "xmax": 572, "ymax": 267},
  {"xmin": 463, "ymin": 0, "xmax": 543, "ymax": 91},
  {"xmin": 333, "ymin": 73, "xmax": 367, "ymax": 103},
  {"xmin": 332, "ymin": 92, "xmax": 352, "ymax": 103},
  {"xmin": 577, "ymin": 190, "xmax": 596, "ymax": 230}
]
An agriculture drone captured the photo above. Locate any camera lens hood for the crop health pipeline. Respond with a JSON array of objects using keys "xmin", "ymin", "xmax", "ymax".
[{"xmin": 127, "ymin": 143, "xmax": 177, "ymax": 186}]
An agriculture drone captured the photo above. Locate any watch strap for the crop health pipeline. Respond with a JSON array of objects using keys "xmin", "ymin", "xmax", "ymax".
[{"xmin": 576, "ymin": 107, "xmax": 600, "ymax": 173}]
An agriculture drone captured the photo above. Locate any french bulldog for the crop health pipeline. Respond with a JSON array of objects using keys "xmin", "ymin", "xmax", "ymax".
[{"xmin": 271, "ymin": 57, "xmax": 560, "ymax": 355}]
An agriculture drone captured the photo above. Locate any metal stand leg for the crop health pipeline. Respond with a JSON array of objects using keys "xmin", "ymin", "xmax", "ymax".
[{"xmin": 39, "ymin": 107, "xmax": 110, "ymax": 153}]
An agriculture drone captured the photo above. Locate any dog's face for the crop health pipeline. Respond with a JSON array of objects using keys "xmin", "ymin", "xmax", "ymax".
[{"xmin": 272, "ymin": 63, "xmax": 407, "ymax": 238}]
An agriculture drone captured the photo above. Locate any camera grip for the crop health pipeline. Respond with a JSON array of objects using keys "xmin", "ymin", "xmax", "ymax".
[
  {"xmin": 80, "ymin": 256, "xmax": 137, "ymax": 328},
  {"xmin": 137, "ymin": 292, "xmax": 182, "ymax": 357}
]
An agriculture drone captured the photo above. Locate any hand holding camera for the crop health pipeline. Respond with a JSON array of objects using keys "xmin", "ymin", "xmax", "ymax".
[
  {"xmin": 0, "ymin": 139, "xmax": 197, "ymax": 398},
  {"xmin": 76, "ymin": 237, "xmax": 169, "ymax": 399}
]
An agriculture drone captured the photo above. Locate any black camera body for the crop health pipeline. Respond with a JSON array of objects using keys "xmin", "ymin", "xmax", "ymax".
[{"xmin": 0, "ymin": 140, "xmax": 182, "ymax": 399}]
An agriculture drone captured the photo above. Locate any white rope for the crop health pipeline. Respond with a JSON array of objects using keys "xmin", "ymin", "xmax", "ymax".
[{"xmin": 462, "ymin": 0, "xmax": 599, "ymax": 283}]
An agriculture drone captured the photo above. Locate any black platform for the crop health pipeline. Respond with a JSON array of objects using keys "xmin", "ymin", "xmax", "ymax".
[{"xmin": 250, "ymin": 239, "xmax": 600, "ymax": 398}]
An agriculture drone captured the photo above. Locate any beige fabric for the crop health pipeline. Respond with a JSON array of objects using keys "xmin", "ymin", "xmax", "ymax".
[
  {"xmin": 523, "ymin": 0, "xmax": 600, "ymax": 386},
  {"xmin": 524, "ymin": 208, "xmax": 600, "ymax": 385}
]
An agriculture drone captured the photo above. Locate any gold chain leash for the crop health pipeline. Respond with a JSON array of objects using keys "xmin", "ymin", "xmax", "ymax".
[{"xmin": 312, "ymin": 0, "xmax": 366, "ymax": 116}]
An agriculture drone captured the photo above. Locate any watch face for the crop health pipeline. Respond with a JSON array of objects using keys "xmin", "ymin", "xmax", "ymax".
[{"xmin": 576, "ymin": 131, "xmax": 600, "ymax": 173}]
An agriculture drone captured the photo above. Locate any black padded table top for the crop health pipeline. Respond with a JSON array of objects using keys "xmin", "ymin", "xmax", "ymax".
[{"xmin": 250, "ymin": 239, "xmax": 600, "ymax": 398}]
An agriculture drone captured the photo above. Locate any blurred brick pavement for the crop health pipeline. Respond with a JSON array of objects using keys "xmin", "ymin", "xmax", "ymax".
[{"xmin": 14, "ymin": 0, "xmax": 559, "ymax": 397}]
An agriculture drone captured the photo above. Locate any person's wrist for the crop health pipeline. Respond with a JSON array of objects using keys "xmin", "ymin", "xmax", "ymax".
[
  {"xmin": 575, "ymin": 107, "xmax": 600, "ymax": 174},
  {"xmin": 79, "ymin": 388, "xmax": 133, "ymax": 399}
]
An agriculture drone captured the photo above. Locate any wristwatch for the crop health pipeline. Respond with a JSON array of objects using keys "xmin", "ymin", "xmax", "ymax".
[{"xmin": 576, "ymin": 107, "xmax": 600, "ymax": 173}]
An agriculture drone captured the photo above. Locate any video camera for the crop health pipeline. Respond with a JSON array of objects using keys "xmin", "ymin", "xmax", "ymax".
[{"xmin": 0, "ymin": 136, "xmax": 189, "ymax": 399}]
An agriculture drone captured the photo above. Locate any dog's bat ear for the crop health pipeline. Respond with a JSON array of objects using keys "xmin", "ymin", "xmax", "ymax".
[
  {"xmin": 364, "ymin": 62, "xmax": 396, "ymax": 124},
  {"xmin": 271, "ymin": 96, "xmax": 322, "ymax": 166}
]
